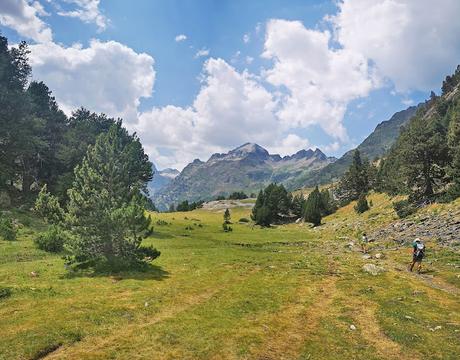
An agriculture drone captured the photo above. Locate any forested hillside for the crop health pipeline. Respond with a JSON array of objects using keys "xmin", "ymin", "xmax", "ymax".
[
  {"xmin": 378, "ymin": 67, "xmax": 460, "ymax": 203},
  {"xmin": 305, "ymin": 106, "xmax": 418, "ymax": 186},
  {"xmin": 0, "ymin": 35, "xmax": 152, "ymax": 207}
]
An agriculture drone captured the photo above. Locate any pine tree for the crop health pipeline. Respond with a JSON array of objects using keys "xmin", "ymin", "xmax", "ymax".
[
  {"xmin": 63, "ymin": 124, "xmax": 157, "ymax": 265},
  {"xmin": 319, "ymin": 189, "xmax": 337, "ymax": 216},
  {"xmin": 447, "ymin": 100, "xmax": 460, "ymax": 198},
  {"xmin": 304, "ymin": 187, "xmax": 322, "ymax": 226},
  {"xmin": 223, "ymin": 208, "xmax": 231, "ymax": 224},
  {"xmin": 354, "ymin": 193, "xmax": 370, "ymax": 214},
  {"xmin": 291, "ymin": 193, "xmax": 305, "ymax": 218},
  {"xmin": 337, "ymin": 150, "xmax": 369, "ymax": 203},
  {"xmin": 251, "ymin": 190, "xmax": 265, "ymax": 221}
]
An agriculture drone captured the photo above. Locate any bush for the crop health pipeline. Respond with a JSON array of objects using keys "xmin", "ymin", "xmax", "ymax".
[
  {"xmin": 0, "ymin": 217, "xmax": 16, "ymax": 241},
  {"xmin": 222, "ymin": 222, "xmax": 233, "ymax": 232},
  {"xmin": 393, "ymin": 200, "xmax": 417, "ymax": 218},
  {"xmin": 34, "ymin": 225, "xmax": 66, "ymax": 253},
  {"xmin": 0, "ymin": 286, "xmax": 12, "ymax": 300},
  {"xmin": 354, "ymin": 194, "xmax": 370, "ymax": 214},
  {"xmin": 238, "ymin": 217, "xmax": 250, "ymax": 223}
]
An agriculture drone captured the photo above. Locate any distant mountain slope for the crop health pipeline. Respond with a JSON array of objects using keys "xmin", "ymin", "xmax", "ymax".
[
  {"xmin": 152, "ymin": 143, "xmax": 335, "ymax": 210},
  {"xmin": 148, "ymin": 165, "xmax": 179, "ymax": 196},
  {"xmin": 304, "ymin": 105, "xmax": 419, "ymax": 186}
]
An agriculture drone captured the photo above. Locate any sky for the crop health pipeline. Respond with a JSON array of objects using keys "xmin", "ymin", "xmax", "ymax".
[{"xmin": 1, "ymin": 0, "xmax": 460, "ymax": 171}]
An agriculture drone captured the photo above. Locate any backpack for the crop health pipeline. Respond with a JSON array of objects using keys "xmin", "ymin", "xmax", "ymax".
[{"xmin": 415, "ymin": 243, "xmax": 425, "ymax": 257}]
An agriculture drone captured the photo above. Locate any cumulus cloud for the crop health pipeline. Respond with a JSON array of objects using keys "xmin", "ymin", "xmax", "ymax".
[
  {"xmin": 175, "ymin": 34, "xmax": 187, "ymax": 42},
  {"xmin": 0, "ymin": 0, "xmax": 52, "ymax": 42},
  {"xmin": 243, "ymin": 33, "xmax": 250, "ymax": 43},
  {"xmin": 331, "ymin": 0, "xmax": 460, "ymax": 92},
  {"xmin": 57, "ymin": 0, "xmax": 108, "ymax": 31},
  {"xmin": 267, "ymin": 134, "xmax": 312, "ymax": 157},
  {"xmin": 134, "ymin": 58, "xmax": 280, "ymax": 169},
  {"xmin": 195, "ymin": 48, "xmax": 210, "ymax": 58},
  {"xmin": 29, "ymin": 40, "xmax": 155, "ymax": 123},
  {"xmin": 263, "ymin": 19, "xmax": 377, "ymax": 142}
]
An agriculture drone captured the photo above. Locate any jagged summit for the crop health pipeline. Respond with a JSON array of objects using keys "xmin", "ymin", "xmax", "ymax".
[{"xmin": 152, "ymin": 143, "xmax": 334, "ymax": 210}]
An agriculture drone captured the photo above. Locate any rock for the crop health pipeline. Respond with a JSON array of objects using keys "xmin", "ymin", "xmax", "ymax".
[
  {"xmin": 349, "ymin": 324, "xmax": 357, "ymax": 331},
  {"xmin": 295, "ymin": 218, "xmax": 303, "ymax": 224},
  {"xmin": 144, "ymin": 302, "xmax": 149, "ymax": 307},
  {"xmin": 434, "ymin": 325, "xmax": 442, "ymax": 331},
  {"xmin": 374, "ymin": 253, "xmax": 385, "ymax": 259},
  {"xmin": 405, "ymin": 315, "xmax": 413, "ymax": 320},
  {"xmin": 30, "ymin": 271, "xmax": 38, "ymax": 277},
  {"xmin": 362, "ymin": 254, "xmax": 372, "ymax": 260},
  {"xmin": 362, "ymin": 263, "xmax": 385, "ymax": 276}
]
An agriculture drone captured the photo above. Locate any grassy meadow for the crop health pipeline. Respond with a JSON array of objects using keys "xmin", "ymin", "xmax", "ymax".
[{"xmin": 1, "ymin": 193, "xmax": 459, "ymax": 359}]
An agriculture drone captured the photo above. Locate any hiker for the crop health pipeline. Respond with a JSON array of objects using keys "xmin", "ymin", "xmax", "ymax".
[
  {"xmin": 361, "ymin": 233, "xmax": 369, "ymax": 253},
  {"xmin": 409, "ymin": 238, "xmax": 425, "ymax": 273}
]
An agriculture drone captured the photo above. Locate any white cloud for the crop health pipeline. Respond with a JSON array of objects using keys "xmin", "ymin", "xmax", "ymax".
[
  {"xmin": 29, "ymin": 40, "xmax": 155, "ymax": 123},
  {"xmin": 57, "ymin": 0, "xmax": 108, "ymax": 31},
  {"xmin": 243, "ymin": 33, "xmax": 250, "ymax": 43},
  {"xmin": 332, "ymin": 0, "xmax": 460, "ymax": 92},
  {"xmin": 263, "ymin": 19, "xmax": 377, "ymax": 142},
  {"xmin": 134, "ymin": 58, "xmax": 280, "ymax": 169},
  {"xmin": 0, "ymin": 0, "xmax": 52, "ymax": 42},
  {"xmin": 194, "ymin": 48, "xmax": 210, "ymax": 58},
  {"xmin": 175, "ymin": 34, "xmax": 187, "ymax": 42},
  {"xmin": 246, "ymin": 56, "xmax": 254, "ymax": 64},
  {"xmin": 267, "ymin": 134, "xmax": 312, "ymax": 157}
]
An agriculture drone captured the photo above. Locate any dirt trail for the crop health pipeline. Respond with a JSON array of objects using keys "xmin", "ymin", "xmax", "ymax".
[
  {"xmin": 45, "ymin": 270, "xmax": 260, "ymax": 359},
  {"xmin": 352, "ymin": 302, "xmax": 420, "ymax": 360},
  {"xmin": 250, "ymin": 275, "xmax": 337, "ymax": 360}
]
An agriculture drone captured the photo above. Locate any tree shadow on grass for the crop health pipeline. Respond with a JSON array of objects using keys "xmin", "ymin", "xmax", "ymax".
[
  {"xmin": 151, "ymin": 232, "xmax": 174, "ymax": 240},
  {"xmin": 61, "ymin": 262, "xmax": 170, "ymax": 281}
]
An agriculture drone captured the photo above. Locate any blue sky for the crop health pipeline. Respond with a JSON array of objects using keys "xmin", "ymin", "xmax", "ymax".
[{"xmin": 1, "ymin": 0, "xmax": 459, "ymax": 170}]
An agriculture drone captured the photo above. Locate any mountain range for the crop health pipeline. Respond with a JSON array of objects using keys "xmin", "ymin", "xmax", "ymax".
[
  {"xmin": 151, "ymin": 143, "xmax": 334, "ymax": 210},
  {"xmin": 150, "ymin": 105, "xmax": 419, "ymax": 210}
]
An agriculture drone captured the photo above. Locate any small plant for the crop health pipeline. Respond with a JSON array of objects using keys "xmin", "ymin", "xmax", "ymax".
[
  {"xmin": 393, "ymin": 200, "xmax": 417, "ymax": 218},
  {"xmin": 34, "ymin": 225, "xmax": 66, "ymax": 253},
  {"xmin": 222, "ymin": 222, "xmax": 233, "ymax": 232},
  {"xmin": 185, "ymin": 225, "xmax": 194, "ymax": 230},
  {"xmin": 238, "ymin": 217, "xmax": 250, "ymax": 223},
  {"xmin": 0, "ymin": 217, "xmax": 16, "ymax": 241},
  {"xmin": 156, "ymin": 219, "xmax": 169, "ymax": 226},
  {"xmin": 0, "ymin": 286, "xmax": 12, "ymax": 300},
  {"xmin": 354, "ymin": 194, "xmax": 370, "ymax": 214}
]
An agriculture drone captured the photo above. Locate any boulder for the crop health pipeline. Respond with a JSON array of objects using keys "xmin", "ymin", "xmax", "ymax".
[{"xmin": 362, "ymin": 263, "xmax": 385, "ymax": 276}]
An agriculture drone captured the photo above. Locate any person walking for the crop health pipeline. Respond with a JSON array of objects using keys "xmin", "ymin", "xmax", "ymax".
[{"xmin": 409, "ymin": 238, "xmax": 425, "ymax": 273}]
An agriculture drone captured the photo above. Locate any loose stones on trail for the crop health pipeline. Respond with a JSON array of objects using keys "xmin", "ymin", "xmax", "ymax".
[{"xmin": 362, "ymin": 263, "xmax": 385, "ymax": 276}]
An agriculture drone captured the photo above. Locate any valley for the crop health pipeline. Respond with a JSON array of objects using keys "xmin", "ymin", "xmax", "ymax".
[{"xmin": 1, "ymin": 194, "xmax": 459, "ymax": 359}]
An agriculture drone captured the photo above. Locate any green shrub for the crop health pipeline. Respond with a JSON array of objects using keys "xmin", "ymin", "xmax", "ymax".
[
  {"xmin": 34, "ymin": 225, "xmax": 66, "ymax": 253},
  {"xmin": 393, "ymin": 200, "xmax": 417, "ymax": 218},
  {"xmin": 222, "ymin": 223, "xmax": 233, "ymax": 232},
  {"xmin": 354, "ymin": 194, "xmax": 370, "ymax": 214},
  {"xmin": 0, "ymin": 217, "xmax": 16, "ymax": 241},
  {"xmin": 238, "ymin": 217, "xmax": 250, "ymax": 223},
  {"xmin": 0, "ymin": 286, "xmax": 12, "ymax": 300}
]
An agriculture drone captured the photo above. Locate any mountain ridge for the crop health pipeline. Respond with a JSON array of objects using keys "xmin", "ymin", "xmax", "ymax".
[{"xmin": 152, "ymin": 143, "xmax": 334, "ymax": 210}]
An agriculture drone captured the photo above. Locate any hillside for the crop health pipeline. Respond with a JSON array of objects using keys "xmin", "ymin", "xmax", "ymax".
[
  {"xmin": 1, "ymin": 193, "xmax": 459, "ymax": 359},
  {"xmin": 305, "ymin": 105, "xmax": 419, "ymax": 186},
  {"xmin": 148, "ymin": 165, "xmax": 179, "ymax": 196},
  {"xmin": 152, "ymin": 143, "xmax": 335, "ymax": 209}
]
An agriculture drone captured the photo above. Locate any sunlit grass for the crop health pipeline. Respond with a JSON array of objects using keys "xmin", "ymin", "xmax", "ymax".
[{"xmin": 0, "ymin": 194, "xmax": 459, "ymax": 359}]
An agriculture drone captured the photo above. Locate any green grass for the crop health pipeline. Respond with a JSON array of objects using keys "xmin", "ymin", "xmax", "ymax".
[{"xmin": 0, "ymin": 195, "xmax": 459, "ymax": 359}]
